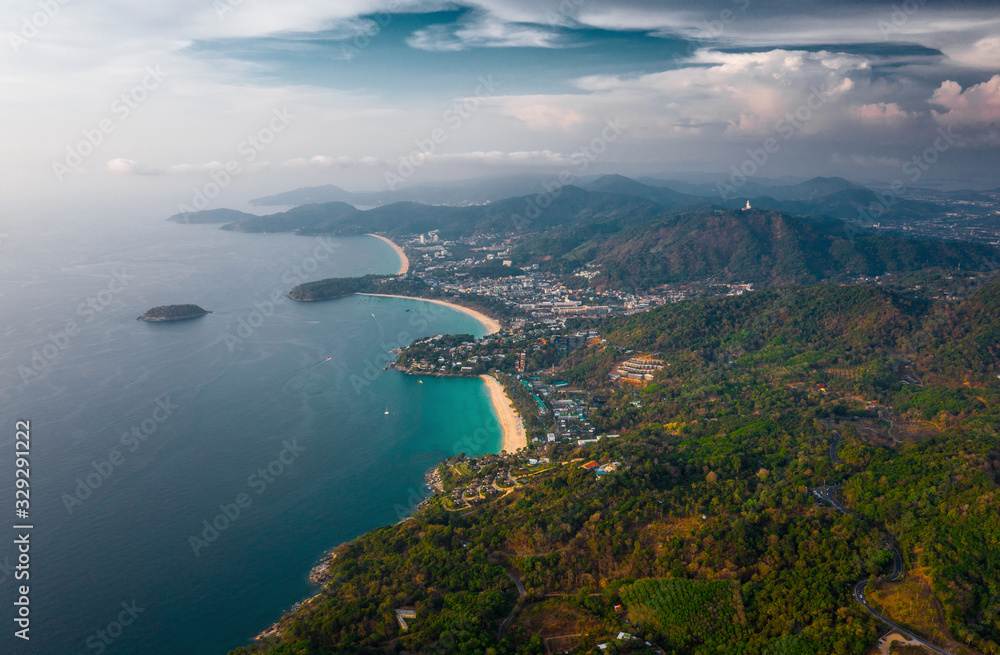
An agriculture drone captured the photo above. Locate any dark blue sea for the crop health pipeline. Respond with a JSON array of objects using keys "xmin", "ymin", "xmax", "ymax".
[{"xmin": 0, "ymin": 213, "xmax": 500, "ymax": 654}]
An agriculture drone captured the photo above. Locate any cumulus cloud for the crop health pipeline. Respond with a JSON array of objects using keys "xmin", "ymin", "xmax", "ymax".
[
  {"xmin": 108, "ymin": 159, "xmax": 258, "ymax": 175},
  {"xmin": 931, "ymin": 75, "xmax": 1000, "ymax": 123},
  {"xmin": 569, "ymin": 49, "xmax": 869, "ymax": 137},
  {"xmin": 850, "ymin": 102, "xmax": 913, "ymax": 123},
  {"xmin": 502, "ymin": 99, "xmax": 585, "ymax": 130},
  {"xmin": 407, "ymin": 12, "xmax": 564, "ymax": 51},
  {"xmin": 947, "ymin": 36, "xmax": 1000, "ymax": 70},
  {"xmin": 7, "ymin": 2, "xmax": 1000, "ymax": 199},
  {"xmin": 106, "ymin": 158, "xmax": 162, "ymax": 175},
  {"xmin": 280, "ymin": 155, "xmax": 384, "ymax": 168},
  {"xmin": 391, "ymin": 149, "xmax": 572, "ymax": 165},
  {"xmin": 166, "ymin": 161, "xmax": 228, "ymax": 174}
]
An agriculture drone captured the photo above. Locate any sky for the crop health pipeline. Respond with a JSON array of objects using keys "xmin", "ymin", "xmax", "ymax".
[{"xmin": 1, "ymin": 0, "xmax": 999, "ymax": 215}]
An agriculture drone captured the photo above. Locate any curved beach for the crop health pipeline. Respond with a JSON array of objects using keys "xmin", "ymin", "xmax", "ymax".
[
  {"xmin": 481, "ymin": 375, "xmax": 527, "ymax": 453},
  {"xmin": 366, "ymin": 234, "xmax": 409, "ymax": 275},
  {"xmin": 355, "ymin": 294, "xmax": 501, "ymax": 335}
]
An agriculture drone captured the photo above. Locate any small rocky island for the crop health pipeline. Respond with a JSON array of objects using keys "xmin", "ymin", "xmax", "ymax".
[{"xmin": 137, "ymin": 304, "xmax": 211, "ymax": 322}]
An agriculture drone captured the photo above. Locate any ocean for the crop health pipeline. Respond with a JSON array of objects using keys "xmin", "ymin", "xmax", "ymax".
[{"xmin": 0, "ymin": 213, "xmax": 501, "ymax": 654}]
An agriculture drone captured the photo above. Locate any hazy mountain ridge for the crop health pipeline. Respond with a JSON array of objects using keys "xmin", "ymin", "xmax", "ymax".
[
  {"xmin": 248, "ymin": 173, "xmax": 594, "ymax": 207},
  {"xmin": 170, "ymin": 175, "xmax": 998, "ymax": 288},
  {"xmin": 167, "ymin": 208, "xmax": 259, "ymax": 224}
]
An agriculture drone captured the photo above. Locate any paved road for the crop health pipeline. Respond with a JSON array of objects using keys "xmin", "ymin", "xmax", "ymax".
[
  {"xmin": 829, "ymin": 429, "xmax": 841, "ymax": 464},
  {"xmin": 813, "ymin": 484, "xmax": 850, "ymax": 515},
  {"xmin": 498, "ymin": 568, "xmax": 526, "ymax": 638},
  {"xmin": 815, "ymin": 426, "xmax": 951, "ymax": 654},
  {"xmin": 853, "ymin": 580, "xmax": 950, "ymax": 655},
  {"xmin": 506, "ymin": 569, "xmax": 526, "ymax": 598}
]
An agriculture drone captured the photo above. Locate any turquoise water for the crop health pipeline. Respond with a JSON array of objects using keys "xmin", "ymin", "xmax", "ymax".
[{"xmin": 0, "ymin": 216, "xmax": 501, "ymax": 654}]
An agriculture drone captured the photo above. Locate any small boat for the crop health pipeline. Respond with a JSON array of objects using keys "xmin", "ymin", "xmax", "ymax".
[{"xmin": 384, "ymin": 406, "xmax": 389, "ymax": 415}]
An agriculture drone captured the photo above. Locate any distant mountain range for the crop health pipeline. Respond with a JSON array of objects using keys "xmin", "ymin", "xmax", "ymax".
[
  {"xmin": 248, "ymin": 173, "xmax": 588, "ymax": 207},
  {"xmin": 167, "ymin": 208, "xmax": 258, "ymax": 224},
  {"xmin": 241, "ymin": 173, "xmax": 981, "ymax": 224},
  {"xmin": 172, "ymin": 185, "xmax": 671, "ymax": 238},
  {"xmin": 167, "ymin": 174, "xmax": 998, "ymax": 288},
  {"xmin": 247, "ymin": 173, "xmax": 878, "ymax": 208}
]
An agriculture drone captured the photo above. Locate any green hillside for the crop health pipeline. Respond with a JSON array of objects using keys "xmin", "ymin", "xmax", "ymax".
[
  {"xmin": 587, "ymin": 209, "xmax": 996, "ymax": 289},
  {"xmin": 228, "ymin": 281, "xmax": 1000, "ymax": 655}
]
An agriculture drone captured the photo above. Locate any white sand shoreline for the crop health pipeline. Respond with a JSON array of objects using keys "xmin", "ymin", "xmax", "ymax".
[
  {"xmin": 481, "ymin": 375, "xmax": 527, "ymax": 454},
  {"xmin": 365, "ymin": 234, "xmax": 409, "ymax": 275},
  {"xmin": 355, "ymin": 293, "xmax": 501, "ymax": 335}
]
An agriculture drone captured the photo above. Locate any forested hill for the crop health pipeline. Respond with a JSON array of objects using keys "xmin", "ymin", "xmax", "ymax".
[
  {"xmin": 170, "ymin": 185, "xmax": 997, "ymax": 288},
  {"xmin": 583, "ymin": 285, "xmax": 929, "ymax": 361},
  {"xmin": 916, "ymin": 275, "xmax": 1000, "ymax": 380},
  {"xmin": 221, "ymin": 201, "xmax": 358, "ymax": 233},
  {"xmin": 564, "ymin": 280, "xmax": 1000, "ymax": 387},
  {"xmin": 586, "ymin": 209, "xmax": 997, "ymax": 288},
  {"xmin": 230, "ymin": 281, "xmax": 1000, "ymax": 655},
  {"xmin": 167, "ymin": 208, "xmax": 258, "ymax": 224},
  {"xmin": 210, "ymin": 186, "xmax": 673, "ymax": 238}
]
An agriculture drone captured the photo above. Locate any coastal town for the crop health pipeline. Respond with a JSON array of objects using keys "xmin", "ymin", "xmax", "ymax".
[
  {"xmin": 359, "ymin": 227, "xmax": 965, "ymax": 520},
  {"xmin": 253, "ymin": 221, "xmax": 1000, "ymax": 655},
  {"xmin": 214, "ymin": 208, "xmax": 1000, "ymax": 655},
  {"xmin": 360, "ymin": 231, "xmax": 680, "ymax": 508},
  {"xmin": 367, "ymin": 228, "xmax": 845, "ymax": 466}
]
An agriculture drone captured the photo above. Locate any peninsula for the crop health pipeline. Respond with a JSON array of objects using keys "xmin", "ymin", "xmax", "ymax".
[{"xmin": 137, "ymin": 304, "xmax": 211, "ymax": 321}]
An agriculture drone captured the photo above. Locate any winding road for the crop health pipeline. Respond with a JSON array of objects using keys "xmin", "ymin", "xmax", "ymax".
[
  {"xmin": 852, "ymin": 579, "xmax": 950, "ymax": 655},
  {"xmin": 816, "ymin": 427, "xmax": 951, "ymax": 654},
  {"xmin": 498, "ymin": 567, "xmax": 526, "ymax": 638}
]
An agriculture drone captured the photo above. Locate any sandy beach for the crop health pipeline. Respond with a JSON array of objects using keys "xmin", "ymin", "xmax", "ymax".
[
  {"xmin": 481, "ymin": 375, "xmax": 527, "ymax": 453},
  {"xmin": 355, "ymin": 294, "xmax": 501, "ymax": 334},
  {"xmin": 366, "ymin": 234, "xmax": 409, "ymax": 275}
]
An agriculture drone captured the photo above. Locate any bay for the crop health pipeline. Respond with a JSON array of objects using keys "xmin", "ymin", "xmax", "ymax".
[{"xmin": 0, "ymin": 215, "xmax": 500, "ymax": 654}]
